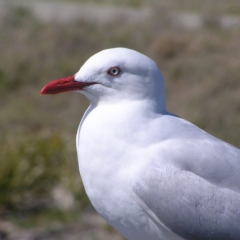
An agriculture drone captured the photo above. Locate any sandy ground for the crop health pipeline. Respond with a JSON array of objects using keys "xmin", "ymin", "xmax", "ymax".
[
  {"xmin": 0, "ymin": 0, "xmax": 240, "ymax": 29},
  {"xmin": 0, "ymin": 210, "xmax": 124, "ymax": 240}
]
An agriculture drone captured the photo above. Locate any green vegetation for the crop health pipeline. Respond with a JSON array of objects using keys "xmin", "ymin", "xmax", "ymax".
[
  {"xmin": 0, "ymin": 133, "xmax": 64, "ymax": 211},
  {"xmin": 0, "ymin": 2, "xmax": 240, "ymax": 239}
]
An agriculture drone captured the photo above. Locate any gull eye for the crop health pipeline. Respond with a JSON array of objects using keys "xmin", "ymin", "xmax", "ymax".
[{"xmin": 107, "ymin": 66, "xmax": 121, "ymax": 76}]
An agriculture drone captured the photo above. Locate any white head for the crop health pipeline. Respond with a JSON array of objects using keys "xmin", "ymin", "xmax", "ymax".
[{"xmin": 41, "ymin": 48, "xmax": 166, "ymax": 112}]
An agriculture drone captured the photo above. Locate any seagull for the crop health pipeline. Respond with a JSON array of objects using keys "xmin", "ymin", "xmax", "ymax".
[{"xmin": 41, "ymin": 48, "xmax": 240, "ymax": 240}]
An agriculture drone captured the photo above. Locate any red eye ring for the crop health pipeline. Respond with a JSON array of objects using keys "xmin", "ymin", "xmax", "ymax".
[{"xmin": 107, "ymin": 66, "xmax": 121, "ymax": 76}]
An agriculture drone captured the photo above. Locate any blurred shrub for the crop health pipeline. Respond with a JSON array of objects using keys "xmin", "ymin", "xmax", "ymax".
[
  {"xmin": 150, "ymin": 32, "xmax": 189, "ymax": 60},
  {"xmin": 0, "ymin": 133, "xmax": 78, "ymax": 214}
]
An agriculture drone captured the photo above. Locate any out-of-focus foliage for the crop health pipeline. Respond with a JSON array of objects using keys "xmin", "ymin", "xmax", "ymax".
[{"xmin": 0, "ymin": 134, "xmax": 65, "ymax": 212}]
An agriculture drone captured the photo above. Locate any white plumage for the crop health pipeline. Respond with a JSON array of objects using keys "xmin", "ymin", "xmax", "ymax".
[{"xmin": 42, "ymin": 48, "xmax": 240, "ymax": 240}]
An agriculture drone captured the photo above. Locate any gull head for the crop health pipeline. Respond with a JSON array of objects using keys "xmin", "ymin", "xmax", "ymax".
[{"xmin": 41, "ymin": 48, "xmax": 166, "ymax": 111}]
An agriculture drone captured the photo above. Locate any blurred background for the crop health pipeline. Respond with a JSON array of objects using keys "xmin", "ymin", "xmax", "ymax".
[{"xmin": 0, "ymin": 0, "xmax": 240, "ymax": 239}]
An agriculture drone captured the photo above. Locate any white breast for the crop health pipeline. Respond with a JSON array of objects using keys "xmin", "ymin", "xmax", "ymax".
[{"xmin": 76, "ymin": 102, "xmax": 184, "ymax": 240}]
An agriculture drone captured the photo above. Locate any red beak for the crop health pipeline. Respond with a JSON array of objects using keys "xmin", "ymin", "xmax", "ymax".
[{"xmin": 40, "ymin": 75, "xmax": 97, "ymax": 94}]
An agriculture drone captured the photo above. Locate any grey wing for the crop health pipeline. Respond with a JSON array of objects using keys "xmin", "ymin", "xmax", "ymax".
[
  {"xmin": 155, "ymin": 115, "xmax": 240, "ymax": 192},
  {"xmin": 134, "ymin": 164, "xmax": 240, "ymax": 240}
]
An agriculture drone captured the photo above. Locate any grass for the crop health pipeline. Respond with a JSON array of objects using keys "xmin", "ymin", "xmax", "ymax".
[
  {"xmin": 0, "ymin": 2, "xmax": 240, "ymax": 239},
  {"xmin": 0, "ymin": 133, "xmax": 64, "ymax": 212}
]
